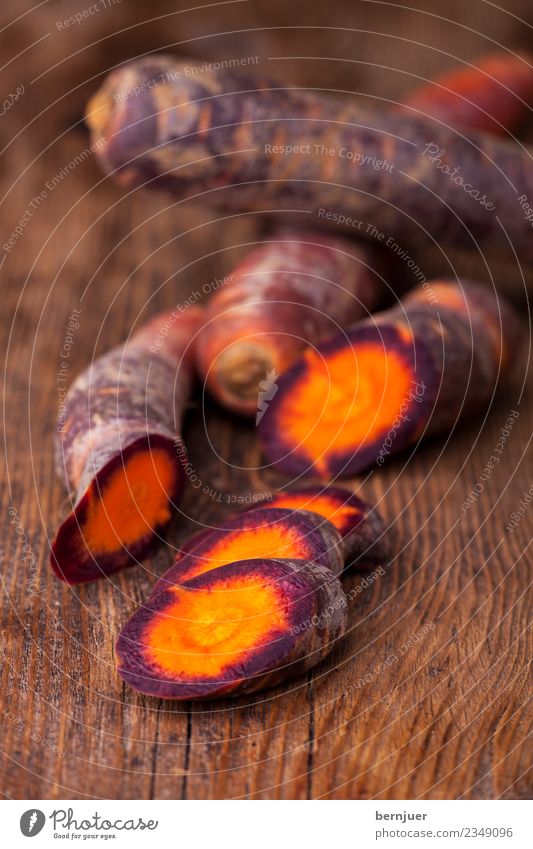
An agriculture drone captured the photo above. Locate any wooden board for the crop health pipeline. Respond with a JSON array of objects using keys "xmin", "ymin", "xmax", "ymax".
[{"xmin": 1, "ymin": 0, "xmax": 531, "ymax": 799}]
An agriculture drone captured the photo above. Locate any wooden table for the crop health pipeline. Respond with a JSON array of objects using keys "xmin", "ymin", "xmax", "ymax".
[{"xmin": 1, "ymin": 0, "xmax": 531, "ymax": 799}]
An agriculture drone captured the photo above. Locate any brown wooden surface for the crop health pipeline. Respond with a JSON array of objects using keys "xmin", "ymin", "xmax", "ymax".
[{"xmin": 1, "ymin": 0, "xmax": 532, "ymax": 800}]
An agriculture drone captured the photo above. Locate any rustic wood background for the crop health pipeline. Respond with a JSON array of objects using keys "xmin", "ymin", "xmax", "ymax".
[{"xmin": 1, "ymin": 0, "xmax": 531, "ymax": 800}]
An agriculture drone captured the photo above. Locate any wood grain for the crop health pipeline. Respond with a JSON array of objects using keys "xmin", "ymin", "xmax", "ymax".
[{"xmin": 0, "ymin": 0, "xmax": 531, "ymax": 800}]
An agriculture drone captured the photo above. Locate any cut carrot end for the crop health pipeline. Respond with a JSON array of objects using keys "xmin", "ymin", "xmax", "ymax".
[
  {"xmin": 51, "ymin": 437, "xmax": 182, "ymax": 584},
  {"xmin": 85, "ymin": 88, "xmax": 114, "ymax": 142},
  {"xmin": 216, "ymin": 343, "xmax": 274, "ymax": 402},
  {"xmin": 83, "ymin": 447, "xmax": 176, "ymax": 555},
  {"xmin": 278, "ymin": 342, "xmax": 414, "ymax": 471},
  {"xmin": 258, "ymin": 322, "xmax": 436, "ymax": 477}
]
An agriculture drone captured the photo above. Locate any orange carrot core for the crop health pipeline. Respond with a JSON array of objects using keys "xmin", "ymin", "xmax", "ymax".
[
  {"xmin": 279, "ymin": 342, "xmax": 414, "ymax": 472},
  {"xmin": 83, "ymin": 448, "xmax": 176, "ymax": 554},
  {"xmin": 270, "ymin": 493, "xmax": 361, "ymax": 533},
  {"xmin": 146, "ymin": 576, "xmax": 289, "ymax": 677},
  {"xmin": 181, "ymin": 523, "xmax": 316, "ymax": 581}
]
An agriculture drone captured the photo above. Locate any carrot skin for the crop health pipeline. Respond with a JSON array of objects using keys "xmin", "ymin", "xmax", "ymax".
[
  {"xmin": 87, "ymin": 55, "xmax": 533, "ymax": 263},
  {"xmin": 402, "ymin": 52, "xmax": 533, "ymax": 135},
  {"xmin": 51, "ymin": 308, "xmax": 203, "ymax": 583}
]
